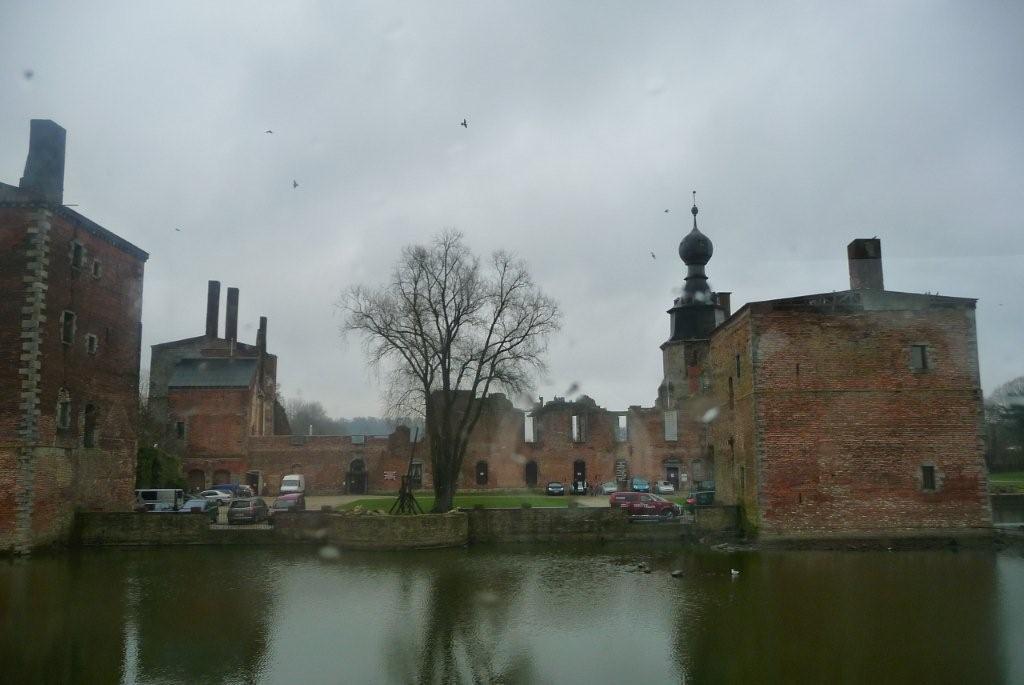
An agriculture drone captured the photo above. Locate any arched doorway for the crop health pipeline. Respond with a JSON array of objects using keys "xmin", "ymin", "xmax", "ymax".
[
  {"xmin": 663, "ymin": 458, "xmax": 682, "ymax": 491},
  {"xmin": 572, "ymin": 460, "xmax": 586, "ymax": 485},
  {"xmin": 475, "ymin": 461, "xmax": 489, "ymax": 486},
  {"xmin": 346, "ymin": 459, "xmax": 367, "ymax": 494},
  {"xmin": 525, "ymin": 460, "xmax": 538, "ymax": 487},
  {"xmin": 213, "ymin": 469, "xmax": 231, "ymax": 486},
  {"xmin": 187, "ymin": 469, "xmax": 206, "ymax": 492}
]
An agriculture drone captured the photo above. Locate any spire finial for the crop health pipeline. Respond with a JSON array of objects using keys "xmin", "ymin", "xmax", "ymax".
[{"xmin": 691, "ymin": 190, "xmax": 698, "ymax": 228}]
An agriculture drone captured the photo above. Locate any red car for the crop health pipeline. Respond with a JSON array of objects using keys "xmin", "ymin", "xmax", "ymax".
[{"xmin": 609, "ymin": 491, "xmax": 681, "ymax": 518}]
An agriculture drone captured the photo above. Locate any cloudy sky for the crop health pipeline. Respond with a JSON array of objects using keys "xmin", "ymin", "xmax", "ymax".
[{"xmin": 3, "ymin": 1, "xmax": 1022, "ymax": 417}]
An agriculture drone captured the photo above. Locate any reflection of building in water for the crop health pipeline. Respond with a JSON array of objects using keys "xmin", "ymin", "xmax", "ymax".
[{"xmin": 0, "ymin": 120, "xmax": 147, "ymax": 554}]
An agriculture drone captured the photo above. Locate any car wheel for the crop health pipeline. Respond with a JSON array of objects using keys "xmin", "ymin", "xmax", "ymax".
[{"xmin": 660, "ymin": 509, "xmax": 673, "ymax": 520}]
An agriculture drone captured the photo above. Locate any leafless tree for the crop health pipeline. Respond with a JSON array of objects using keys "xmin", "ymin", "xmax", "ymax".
[{"xmin": 340, "ymin": 230, "xmax": 560, "ymax": 512}]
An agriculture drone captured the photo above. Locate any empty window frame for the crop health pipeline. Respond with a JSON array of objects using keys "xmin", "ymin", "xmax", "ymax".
[
  {"xmin": 615, "ymin": 414, "xmax": 628, "ymax": 442},
  {"xmin": 175, "ymin": 421, "xmax": 186, "ymax": 439},
  {"xmin": 83, "ymin": 404, "xmax": 98, "ymax": 448},
  {"xmin": 921, "ymin": 465, "xmax": 936, "ymax": 491},
  {"xmin": 71, "ymin": 241, "xmax": 84, "ymax": 269},
  {"xmin": 663, "ymin": 410, "xmax": 678, "ymax": 441},
  {"xmin": 571, "ymin": 414, "xmax": 587, "ymax": 443},
  {"xmin": 85, "ymin": 333, "xmax": 98, "ymax": 355},
  {"xmin": 524, "ymin": 413, "xmax": 536, "ymax": 443},
  {"xmin": 91, "ymin": 260, "xmax": 102, "ymax": 278},
  {"xmin": 60, "ymin": 310, "xmax": 76, "ymax": 344},
  {"xmin": 910, "ymin": 345, "xmax": 929, "ymax": 371},
  {"xmin": 57, "ymin": 397, "xmax": 72, "ymax": 430}
]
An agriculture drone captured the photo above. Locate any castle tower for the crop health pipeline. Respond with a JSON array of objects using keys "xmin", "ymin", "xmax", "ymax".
[{"xmin": 658, "ymin": 194, "xmax": 730, "ymax": 408}]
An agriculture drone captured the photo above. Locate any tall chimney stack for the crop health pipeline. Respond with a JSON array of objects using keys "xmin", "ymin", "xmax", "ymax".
[
  {"xmin": 225, "ymin": 288, "xmax": 239, "ymax": 342},
  {"xmin": 20, "ymin": 120, "xmax": 66, "ymax": 204},
  {"xmin": 847, "ymin": 238, "xmax": 884, "ymax": 290},
  {"xmin": 205, "ymin": 281, "xmax": 221, "ymax": 338},
  {"xmin": 257, "ymin": 316, "xmax": 267, "ymax": 355}
]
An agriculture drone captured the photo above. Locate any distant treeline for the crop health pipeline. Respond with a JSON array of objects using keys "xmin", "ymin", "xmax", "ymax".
[
  {"xmin": 283, "ymin": 397, "xmax": 422, "ymax": 437},
  {"xmin": 986, "ymin": 375, "xmax": 1024, "ymax": 472}
]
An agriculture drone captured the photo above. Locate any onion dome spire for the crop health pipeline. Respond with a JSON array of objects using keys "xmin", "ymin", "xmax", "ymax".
[{"xmin": 678, "ymin": 191, "xmax": 714, "ymax": 303}]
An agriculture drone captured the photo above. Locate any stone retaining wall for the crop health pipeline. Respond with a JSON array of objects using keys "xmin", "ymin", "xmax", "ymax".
[{"xmin": 274, "ymin": 510, "xmax": 469, "ymax": 550}]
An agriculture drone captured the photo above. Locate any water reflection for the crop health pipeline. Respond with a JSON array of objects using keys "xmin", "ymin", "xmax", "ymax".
[{"xmin": 1, "ymin": 545, "xmax": 1022, "ymax": 684}]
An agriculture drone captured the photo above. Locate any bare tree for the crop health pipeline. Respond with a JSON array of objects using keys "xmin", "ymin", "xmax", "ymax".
[{"xmin": 340, "ymin": 230, "xmax": 560, "ymax": 512}]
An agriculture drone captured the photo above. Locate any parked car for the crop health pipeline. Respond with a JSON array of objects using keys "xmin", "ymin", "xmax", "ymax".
[
  {"xmin": 686, "ymin": 490, "xmax": 715, "ymax": 507},
  {"xmin": 545, "ymin": 481, "xmax": 566, "ymax": 496},
  {"xmin": 270, "ymin": 493, "xmax": 306, "ymax": 516},
  {"xmin": 569, "ymin": 480, "xmax": 588, "ymax": 495},
  {"xmin": 279, "ymin": 474, "xmax": 306, "ymax": 495},
  {"xmin": 599, "ymin": 481, "xmax": 618, "ymax": 495},
  {"xmin": 227, "ymin": 498, "xmax": 270, "ymax": 525},
  {"xmin": 211, "ymin": 483, "xmax": 252, "ymax": 499},
  {"xmin": 654, "ymin": 480, "xmax": 676, "ymax": 495},
  {"xmin": 610, "ymin": 492, "xmax": 681, "ymax": 518},
  {"xmin": 630, "ymin": 478, "xmax": 651, "ymax": 493},
  {"xmin": 136, "ymin": 488, "xmax": 185, "ymax": 512},
  {"xmin": 179, "ymin": 498, "xmax": 219, "ymax": 523},
  {"xmin": 199, "ymin": 489, "xmax": 232, "ymax": 505}
]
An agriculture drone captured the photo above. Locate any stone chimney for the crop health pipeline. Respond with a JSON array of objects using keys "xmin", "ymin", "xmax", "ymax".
[
  {"xmin": 19, "ymin": 120, "xmax": 66, "ymax": 204},
  {"xmin": 205, "ymin": 281, "xmax": 221, "ymax": 338},
  {"xmin": 848, "ymin": 238, "xmax": 884, "ymax": 290},
  {"xmin": 256, "ymin": 316, "xmax": 267, "ymax": 355},
  {"xmin": 716, "ymin": 292, "xmax": 732, "ymax": 317},
  {"xmin": 225, "ymin": 288, "xmax": 239, "ymax": 342}
]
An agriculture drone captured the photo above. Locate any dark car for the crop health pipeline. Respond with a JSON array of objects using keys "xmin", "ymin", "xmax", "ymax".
[
  {"xmin": 630, "ymin": 478, "xmax": 651, "ymax": 493},
  {"xmin": 227, "ymin": 497, "xmax": 269, "ymax": 525},
  {"xmin": 270, "ymin": 493, "xmax": 306, "ymax": 516},
  {"xmin": 686, "ymin": 490, "xmax": 715, "ymax": 507},
  {"xmin": 569, "ymin": 480, "xmax": 588, "ymax": 495},
  {"xmin": 611, "ymin": 492, "xmax": 680, "ymax": 518},
  {"xmin": 546, "ymin": 481, "xmax": 566, "ymax": 496},
  {"xmin": 179, "ymin": 497, "xmax": 219, "ymax": 523}
]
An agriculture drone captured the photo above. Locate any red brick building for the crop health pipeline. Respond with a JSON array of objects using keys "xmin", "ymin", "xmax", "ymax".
[
  {"xmin": 149, "ymin": 281, "xmax": 282, "ymax": 494},
  {"xmin": 1, "ymin": 120, "xmax": 148, "ymax": 553},
  {"xmin": 695, "ymin": 239, "xmax": 990, "ymax": 537}
]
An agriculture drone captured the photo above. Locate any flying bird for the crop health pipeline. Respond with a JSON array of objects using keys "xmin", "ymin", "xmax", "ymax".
[
  {"xmin": 292, "ymin": 180, "xmax": 299, "ymax": 189},
  {"xmin": 664, "ymin": 209, "xmax": 670, "ymax": 213},
  {"xmin": 174, "ymin": 228, "xmax": 181, "ymax": 232},
  {"xmin": 23, "ymin": 69, "xmax": 34, "ymax": 80},
  {"xmin": 460, "ymin": 119, "xmax": 468, "ymax": 128},
  {"xmin": 650, "ymin": 252, "xmax": 656, "ymax": 259},
  {"xmin": 265, "ymin": 130, "xmax": 273, "ymax": 134}
]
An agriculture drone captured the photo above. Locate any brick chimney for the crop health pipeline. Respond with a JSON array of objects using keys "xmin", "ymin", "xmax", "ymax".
[
  {"xmin": 205, "ymin": 281, "xmax": 221, "ymax": 337},
  {"xmin": 848, "ymin": 238, "xmax": 884, "ymax": 290},
  {"xmin": 225, "ymin": 287, "xmax": 239, "ymax": 342},
  {"xmin": 256, "ymin": 316, "xmax": 267, "ymax": 355},
  {"xmin": 19, "ymin": 120, "xmax": 66, "ymax": 204}
]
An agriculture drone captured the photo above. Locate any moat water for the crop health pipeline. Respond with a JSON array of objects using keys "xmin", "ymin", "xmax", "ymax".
[{"xmin": 2, "ymin": 543, "xmax": 1023, "ymax": 684}]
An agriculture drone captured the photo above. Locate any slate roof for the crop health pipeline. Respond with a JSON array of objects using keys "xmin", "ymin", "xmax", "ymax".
[{"xmin": 168, "ymin": 358, "xmax": 257, "ymax": 388}]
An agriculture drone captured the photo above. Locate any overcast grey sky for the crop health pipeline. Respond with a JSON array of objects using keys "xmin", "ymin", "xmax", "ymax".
[{"xmin": 3, "ymin": 1, "xmax": 1022, "ymax": 417}]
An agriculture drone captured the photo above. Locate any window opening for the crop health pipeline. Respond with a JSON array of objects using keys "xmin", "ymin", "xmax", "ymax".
[
  {"xmin": 615, "ymin": 414, "xmax": 628, "ymax": 442},
  {"xmin": 91, "ymin": 260, "xmax": 102, "ymax": 278},
  {"xmin": 175, "ymin": 421, "xmax": 185, "ymax": 439},
  {"xmin": 57, "ymin": 398, "xmax": 72, "ymax": 429},
  {"xmin": 475, "ymin": 460, "xmax": 488, "ymax": 485},
  {"xmin": 663, "ymin": 410, "xmax": 678, "ymax": 441},
  {"xmin": 910, "ymin": 345, "xmax": 929, "ymax": 371},
  {"xmin": 86, "ymin": 334, "xmax": 98, "ymax": 355},
  {"xmin": 83, "ymin": 404, "xmax": 97, "ymax": 448},
  {"xmin": 71, "ymin": 242, "xmax": 83, "ymax": 269},
  {"xmin": 60, "ymin": 311, "xmax": 76, "ymax": 344},
  {"xmin": 728, "ymin": 377, "xmax": 734, "ymax": 409},
  {"xmin": 735, "ymin": 353, "xmax": 741, "ymax": 378},
  {"xmin": 921, "ymin": 465, "xmax": 936, "ymax": 491},
  {"xmin": 571, "ymin": 414, "xmax": 586, "ymax": 442},
  {"xmin": 524, "ymin": 413, "xmax": 536, "ymax": 443}
]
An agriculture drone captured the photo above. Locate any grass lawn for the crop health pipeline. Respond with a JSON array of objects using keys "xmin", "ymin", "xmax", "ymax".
[
  {"xmin": 990, "ymin": 471, "xmax": 1024, "ymax": 492},
  {"xmin": 337, "ymin": 493, "xmax": 572, "ymax": 511}
]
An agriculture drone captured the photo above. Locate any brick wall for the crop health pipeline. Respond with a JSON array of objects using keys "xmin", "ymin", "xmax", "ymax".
[
  {"xmin": 747, "ymin": 302, "xmax": 990, "ymax": 537},
  {"xmin": 1, "ymin": 205, "xmax": 145, "ymax": 553}
]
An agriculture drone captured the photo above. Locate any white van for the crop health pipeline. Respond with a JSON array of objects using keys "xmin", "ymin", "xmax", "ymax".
[
  {"xmin": 279, "ymin": 474, "xmax": 306, "ymax": 495},
  {"xmin": 136, "ymin": 488, "xmax": 185, "ymax": 512}
]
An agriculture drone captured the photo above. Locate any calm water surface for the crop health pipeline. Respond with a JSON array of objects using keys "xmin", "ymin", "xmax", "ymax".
[{"xmin": 2, "ymin": 543, "xmax": 1023, "ymax": 684}]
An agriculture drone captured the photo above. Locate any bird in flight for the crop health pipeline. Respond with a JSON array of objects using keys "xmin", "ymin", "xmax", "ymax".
[
  {"xmin": 174, "ymin": 228, "xmax": 181, "ymax": 232},
  {"xmin": 265, "ymin": 130, "xmax": 273, "ymax": 134},
  {"xmin": 292, "ymin": 180, "xmax": 299, "ymax": 189},
  {"xmin": 460, "ymin": 119, "xmax": 468, "ymax": 128},
  {"xmin": 23, "ymin": 69, "xmax": 34, "ymax": 80},
  {"xmin": 664, "ymin": 209, "xmax": 670, "ymax": 213},
  {"xmin": 650, "ymin": 252, "xmax": 656, "ymax": 259}
]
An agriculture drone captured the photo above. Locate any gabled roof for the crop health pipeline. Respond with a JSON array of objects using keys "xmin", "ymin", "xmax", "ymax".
[{"xmin": 168, "ymin": 358, "xmax": 257, "ymax": 389}]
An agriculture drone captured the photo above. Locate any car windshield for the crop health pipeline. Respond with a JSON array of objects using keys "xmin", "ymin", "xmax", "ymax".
[
  {"xmin": 548, "ymin": 482, "xmax": 562, "ymax": 487},
  {"xmin": 282, "ymin": 479, "xmax": 299, "ymax": 486},
  {"xmin": 229, "ymin": 500, "xmax": 252, "ymax": 509}
]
